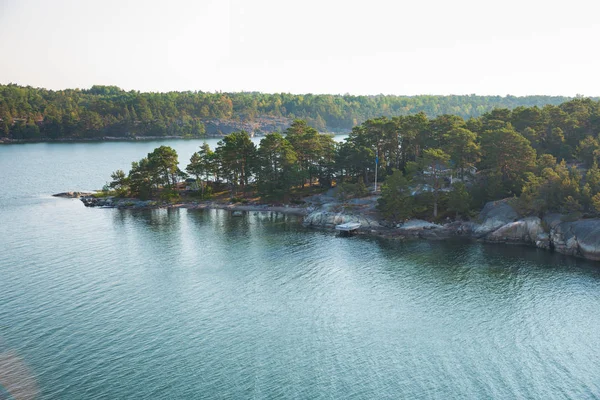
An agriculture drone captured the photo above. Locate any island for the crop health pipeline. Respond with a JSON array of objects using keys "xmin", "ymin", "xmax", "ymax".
[{"xmin": 58, "ymin": 99, "xmax": 600, "ymax": 262}]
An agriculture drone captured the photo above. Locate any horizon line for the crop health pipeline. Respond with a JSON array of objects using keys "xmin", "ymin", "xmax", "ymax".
[{"xmin": 0, "ymin": 82, "xmax": 595, "ymax": 99}]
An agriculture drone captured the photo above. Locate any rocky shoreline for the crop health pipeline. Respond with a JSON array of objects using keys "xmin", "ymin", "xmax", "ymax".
[
  {"xmin": 59, "ymin": 192, "xmax": 311, "ymax": 216},
  {"xmin": 55, "ymin": 191, "xmax": 600, "ymax": 262},
  {"xmin": 302, "ymin": 199, "xmax": 600, "ymax": 262}
]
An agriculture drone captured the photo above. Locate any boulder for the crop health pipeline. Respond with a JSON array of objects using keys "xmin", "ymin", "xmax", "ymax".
[
  {"xmin": 398, "ymin": 220, "xmax": 442, "ymax": 230},
  {"xmin": 80, "ymin": 196, "xmax": 115, "ymax": 208},
  {"xmin": 484, "ymin": 217, "xmax": 548, "ymax": 248},
  {"xmin": 393, "ymin": 219, "xmax": 458, "ymax": 240},
  {"xmin": 474, "ymin": 200, "xmax": 519, "ymax": 236},
  {"xmin": 549, "ymin": 218, "xmax": 600, "ymax": 260},
  {"xmin": 542, "ymin": 213, "xmax": 563, "ymax": 230},
  {"xmin": 445, "ymin": 221, "xmax": 478, "ymax": 236},
  {"xmin": 303, "ymin": 210, "xmax": 380, "ymax": 230},
  {"xmin": 571, "ymin": 220, "xmax": 600, "ymax": 260}
]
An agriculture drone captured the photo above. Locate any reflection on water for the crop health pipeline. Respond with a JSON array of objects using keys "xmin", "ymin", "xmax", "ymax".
[{"xmin": 2, "ymin": 206, "xmax": 600, "ymax": 398}]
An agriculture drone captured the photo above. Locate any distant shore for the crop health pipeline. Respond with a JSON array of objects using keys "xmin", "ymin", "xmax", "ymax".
[
  {"xmin": 0, "ymin": 135, "xmax": 224, "ymax": 145},
  {"xmin": 0, "ymin": 132, "xmax": 347, "ymax": 145}
]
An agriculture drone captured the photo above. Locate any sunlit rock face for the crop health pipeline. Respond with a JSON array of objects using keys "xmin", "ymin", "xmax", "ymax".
[
  {"xmin": 303, "ymin": 210, "xmax": 380, "ymax": 230},
  {"xmin": 484, "ymin": 217, "xmax": 547, "ymax": 246},
  {"xmin": 304, "ymin": 197, "xmax": 600, "ymax": 262},
  {"xmin": 546, "ymin": 218, "xmax": 600, "ymax": 261},
  {"xmin": 474, "ymin": 200, "xmax": 519, "ymax": 237}
]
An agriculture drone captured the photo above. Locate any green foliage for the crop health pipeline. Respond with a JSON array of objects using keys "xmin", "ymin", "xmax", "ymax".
[
  {"xmin": 519, "ymin": 159, "xmax": 586, "ymax": 215},
  {"xmin": 216, "ymin": 131, "xmax": 257, "ymax": 197},
  {"xmin": 0, "ymin": 83, "xmax": 581, "ymax": 140},
  {"xmin": 447, "ymin": 182, "xmax": 472, "ymax": 219},
  {"xmin": 356, "ymin": 178, "xmax": 368, "ymax": 197},
  {"xmin": 586, "ymin": 161, "xmax": 600, "ymax": 193},
  {"xmin": 285, "ymin": 120, "xmax": 335, "ymax": 188},
  {"xmin": 576, "ymin": 136, "xmax": 600, "ymax": 167},
  {"xmin": 147, "ymin": 146, "xmax": 180, "ymax": 188},
  {"xmin": 519, "ymin": 173, "xmax": 547, "ymax": 215},
  {"xmin": 443, "ymin": 127, "xmax": 480, "ymax": 179},
  {"xmin": 123, "ymin": 146, "xmax": 179, "ymax": 199},
  {"xmin": 128, "ymin": 158, "xmax": 153, "ymax": 199},
  {"xmin": 186, "ymin": 182, "xmax": 213, "ymax": 200},
  {"xmin": 537, "ymin": 154, "xmax": 557, "ymax": 172},
  {"xmin": 109, "ymin": 169, "xmax": 129, "ymax": 196},
  {"xmin": 480, "ymin": 126, "xmax": 536, "ymax": 197},
  {"xmin": 377, "ymin": 170, "xmax": 416, "ymax": 222},
  {"xmin": 592, "ymin": 192, "xmax": 600, "ymax": 213},
  {"xmin": 336, "ymin": 178, "xmax": 369, "ymax": 201},
  {"xmin": 97, "ymin": 94, "xmax": 600, "ymax": 223},
  {"xmin": 420, "ymin": 148, "xmax": 450, "ymax": 218},
  {"xmin": 256, "ymin": 132, "xmax": 298, "ymax": 200},
  {"xmin": 581, "ymin": 183, "xmax": 593, "ymax": 210},
  {"xmin": 562, "ymin": 195, "xmax": 582, "ymax": 214},
  {"xmin": 94, "ymin": 189, "xmax": 115, "ymax": 198},
  {"xmin": 159, "ymin": 189, "xmax": 180, "ymax": 203},
  {"xmin": 186, "ymin": 152, "xmax": 203, "ymax": 180}
]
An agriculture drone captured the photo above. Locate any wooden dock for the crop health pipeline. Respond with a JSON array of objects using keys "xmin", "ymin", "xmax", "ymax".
[{"xmin": 335, "ymin": 222, "xmax": 361, "ymax": 236}]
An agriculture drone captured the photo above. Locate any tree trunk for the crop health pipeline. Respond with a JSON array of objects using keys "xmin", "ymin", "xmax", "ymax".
[{"xmin": 433, "ymin": 170, "xmax": 439, "ymax": 218}]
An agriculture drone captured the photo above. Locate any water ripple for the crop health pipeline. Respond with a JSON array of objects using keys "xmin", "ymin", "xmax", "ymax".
[{"xmin": 1, "ymin": 197, "xmax": 600, "ymax": 399}]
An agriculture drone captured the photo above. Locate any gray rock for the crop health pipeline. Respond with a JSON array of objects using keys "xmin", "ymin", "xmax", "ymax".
[
  {"xmin": 535, "ymin": 232, "xmax": 551, "ymax": 250},
  {"xmin": 133, "ymin": 200, "xmax": 152, "ymax": 208},
  {"xmin": 398, "ymin": 220, "xmax": 442, "ymax": 230},
  {"xmin": 320, "ymin": 203, "xmax": 341, "ymax": 212},
  {"xmin": 570, "ymin": 220, "xmax": 600, "ymax": 260},
  {"xmin": 549, "ymin": 219, "xmax": 600, "ymax": 260},
  {"xmin": 450, "ymin": 221, "xmax": 478, "ymax": 236},
  {"xmin": 474, "ymin": 200, "xmax": 519, "ymax": 236},
  {"xmin": 303, "ymin": 210, "xmax": 380, "ymax": 230},
  {"xmin": 305, "ymin": 197, "xmax": 600, "ymax": 261},
  {"xmin": 80, "ymin": 196, "xmax": 115, "ymax": 208},
  {"xmin": 484, "ymin": 217, "xmax": 545, "ymax": 245},
  {"xmin": 393, "ymin": 219, "xmax": 457, "ymax": 240},
  {"xmin": 53, "ymin": 191, "xmax": 94, "ymax": 198},
  {"xmin": 542, "ymin": 213, "xmax": 563, "ymax": 230}
]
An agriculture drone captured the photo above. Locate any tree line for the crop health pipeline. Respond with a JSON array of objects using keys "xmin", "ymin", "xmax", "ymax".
[
  {"xmin": 108, "ymin": 97, "xmax": 600, "ymax": 222},
  {"xmin": 108, "ymin": 120, "xmax": 336, "ymax": 202},
  {"xmin": 0, "ymin": 83, "xmax": 580, "ymax": 140}
]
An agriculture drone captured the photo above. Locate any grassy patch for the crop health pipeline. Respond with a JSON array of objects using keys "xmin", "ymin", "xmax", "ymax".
[{"xmin": 93, "ymin": 190, "xmax": 116, "ymax": 198}]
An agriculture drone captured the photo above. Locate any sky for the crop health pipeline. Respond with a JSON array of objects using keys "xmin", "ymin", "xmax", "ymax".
[{"xmin": 0, "ymin": 0, "xmax": 599, "ymax": 96}]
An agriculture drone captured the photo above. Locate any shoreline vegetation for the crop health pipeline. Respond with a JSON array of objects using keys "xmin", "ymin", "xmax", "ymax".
[{"xmin": 53, "ymin": 94, "xmax": 600, "ymax": 262}]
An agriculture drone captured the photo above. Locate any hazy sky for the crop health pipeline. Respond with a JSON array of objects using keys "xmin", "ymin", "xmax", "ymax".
[{"xmin": 1, "ymin": 0, "xmax": 598, "ymax": 96}]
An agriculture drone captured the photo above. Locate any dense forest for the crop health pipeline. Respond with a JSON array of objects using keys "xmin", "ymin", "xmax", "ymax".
[
  {"xmin": 107, "ymin": 97, "xmax": 600, "ymax": 222},
  {"xmin": 0, "ymin": 84, "xmax": 583, "ymax": 140}
]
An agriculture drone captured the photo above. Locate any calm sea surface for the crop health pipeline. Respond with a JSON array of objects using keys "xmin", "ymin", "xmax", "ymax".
[{"xmin": 1, "ymin": 139, "xmax": 600, "ymax": 399}]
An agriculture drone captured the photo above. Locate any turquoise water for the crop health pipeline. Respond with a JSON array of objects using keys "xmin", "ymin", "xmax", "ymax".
[{"xmin": 1, "ymin": 141, "xmax": 600, "ymax": 399}]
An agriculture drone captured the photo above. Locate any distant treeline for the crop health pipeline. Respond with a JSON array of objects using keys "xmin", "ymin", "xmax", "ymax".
[{"xmin": 0, "ymin": 84, "xmax": 584, "ymax": 140}]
